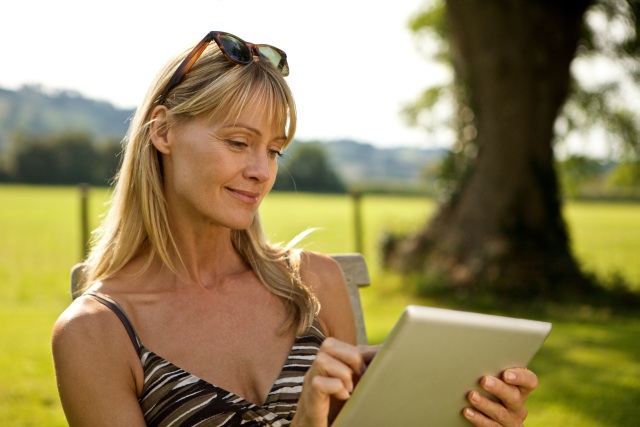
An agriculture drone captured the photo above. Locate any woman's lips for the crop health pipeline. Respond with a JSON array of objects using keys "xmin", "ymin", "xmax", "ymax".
[{"xmin": 226, "ymin": 187, "xmax": 260, "ymax": 204}]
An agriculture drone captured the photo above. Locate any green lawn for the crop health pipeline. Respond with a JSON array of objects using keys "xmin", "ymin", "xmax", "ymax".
[
  {"xmin": 1, "ymin": 185, "xmax": 639, "ymax": 426},
  {"xmin": 566, "ymin": 201, "xmax": 640, "ymax": 287}
]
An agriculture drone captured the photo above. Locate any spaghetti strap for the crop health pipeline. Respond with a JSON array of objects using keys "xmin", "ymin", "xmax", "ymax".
[
  {"xmin": 83, "ymin": 292, "xmax": 325, "ymax": 425},
  {"xmin": 84, "ymin": 292, "xmax": 143, "ymax": 355}
]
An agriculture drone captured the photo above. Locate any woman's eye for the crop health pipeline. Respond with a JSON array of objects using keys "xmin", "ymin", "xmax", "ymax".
[
  {"xmin": 228, "ymin": 140, "xmax": 248, "ymax": 149},
  {"xmin": 268, "ymin": 149, "xmax": 283, "ymax": 159}
]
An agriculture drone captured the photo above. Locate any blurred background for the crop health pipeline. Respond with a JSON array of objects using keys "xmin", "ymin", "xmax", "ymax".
[{"xmin": 1, "ymin": 0, "xmax": 639, "ymax": 425}]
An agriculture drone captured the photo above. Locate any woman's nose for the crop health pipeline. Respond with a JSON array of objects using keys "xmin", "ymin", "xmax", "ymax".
[{"xmin": 243, "ymin": 150, "xmax": 272, "ymax": 182}]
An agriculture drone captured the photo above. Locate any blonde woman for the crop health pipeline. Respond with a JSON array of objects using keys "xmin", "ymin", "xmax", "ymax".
[{"xmin": 52, "ymin": 31, "xmax": 538, "ymax": 427}]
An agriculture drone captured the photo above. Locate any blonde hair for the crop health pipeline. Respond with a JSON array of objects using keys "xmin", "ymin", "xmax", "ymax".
[{"xmin": 80, "ymin": 41, "xmax": 319, "ymax": 335}]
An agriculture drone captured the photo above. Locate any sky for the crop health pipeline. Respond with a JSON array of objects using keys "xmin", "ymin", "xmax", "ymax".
[{"xmin": 1, "ymin": 0, "xmax": 451, "ymax": 149}]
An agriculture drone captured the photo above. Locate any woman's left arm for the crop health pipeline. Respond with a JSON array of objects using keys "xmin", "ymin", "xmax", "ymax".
[{"xmin": 463, "ymin": 367, "xmax": 539, "ymax": 427}]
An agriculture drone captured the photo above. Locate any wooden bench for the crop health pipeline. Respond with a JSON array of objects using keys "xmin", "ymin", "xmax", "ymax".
[{"xmin": 70, "ymin": 253, "xmax": 371, "ymax": 344}]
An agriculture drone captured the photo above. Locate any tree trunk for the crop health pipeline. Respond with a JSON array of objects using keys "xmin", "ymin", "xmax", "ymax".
[{"xmin": 388, "ymin": 0, "xmax": 594, "ymax": 297}]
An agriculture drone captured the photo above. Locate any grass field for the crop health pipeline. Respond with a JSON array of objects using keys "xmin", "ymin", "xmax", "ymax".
[{"xmin": 1, "ymin": 185, "xmax": 639, "ymax": 426}]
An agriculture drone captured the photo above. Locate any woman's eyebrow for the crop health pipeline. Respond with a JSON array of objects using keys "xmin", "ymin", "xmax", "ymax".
[
  {"xmin": 222, "ymin": 123, "xmax": 261, "ymax": 135},
  {"xmin": 222, "ymin": 123, "xmax": 287, "ymax": 141}
]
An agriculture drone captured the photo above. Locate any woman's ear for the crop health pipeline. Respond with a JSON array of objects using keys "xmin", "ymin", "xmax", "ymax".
[{"xmin": 150, "ymin": 105, "xmax": 172, "ymax": 154}]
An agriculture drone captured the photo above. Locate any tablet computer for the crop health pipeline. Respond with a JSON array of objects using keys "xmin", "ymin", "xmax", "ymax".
[{"xmin": 332, "ymin": 305, "xmax": 552, "ymax": 427}]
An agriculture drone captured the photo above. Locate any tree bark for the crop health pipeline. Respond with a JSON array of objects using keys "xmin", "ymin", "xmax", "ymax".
[{"xmin": 388, "ymin": 0, "xmax": 595, "ymax": 297}]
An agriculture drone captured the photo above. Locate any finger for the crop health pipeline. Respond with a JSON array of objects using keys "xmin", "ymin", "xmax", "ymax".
[
  {"xmin": 479, "ymin": 376, "xmax": 528, "ymax": 420},
  {"xmin": 294, "ymin": 376, "xmax": 346, "ymax": 426},
  {"xmin": 319, "ymin": 338, "xmax": 365, "ymax": 376},
  {"xmin": 502, "ymin": 368, "xmax": 538, "ymax": 399},
  {"xmin": 483, "ymin": 376, "xmax": 522, "ymax": 407},
  {"xmin": 462, "ymin": 405, "xmax": 498, "ymax": 427},
  {"xmin": 311, "ymin": 375, "xmax": 351, "ymax": 400},
  {"xmin": 312, "ymin": 351, "xmax": 357, "ymax": 393},
  {"xmin": 358, "ymin": 344, "xmax": 382, "ymax": 368},
  {"xmin": 462, "ymin": 405, "xmax": 503, "ymax": 427},
  {"xmin": 466, "ymin": 390, "xmax": 518, "ymax": 427}
]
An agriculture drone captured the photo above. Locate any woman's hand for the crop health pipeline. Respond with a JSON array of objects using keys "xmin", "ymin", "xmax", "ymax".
[
  {"xmin": 291, "ymin": 339, "xmax": 380, "ymax": 427},
  {"xmin": 463, "ymin": 367, "xmax": 538, "ymax": 427}
]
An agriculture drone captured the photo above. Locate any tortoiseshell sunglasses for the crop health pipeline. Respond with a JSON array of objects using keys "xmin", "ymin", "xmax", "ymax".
[{"xmin": 157, "ymin": 31, "xmax": 289, "ymax": 104}]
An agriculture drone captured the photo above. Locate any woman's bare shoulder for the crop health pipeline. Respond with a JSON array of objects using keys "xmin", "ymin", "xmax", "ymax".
[
  {"xmin": 54, "ymin": 294, "xmax": 109, "ymax": 336},
  {"xmin": 53, "ymin": 295, "xmax": 118, "ymax": 355},
  {"xmin": 52, "ymin": 289, "xmax": 141, "ymax": 368},
  {"xmin": 299, "ymin": 251, "xmax": 345, "ymax": 290},
  {"xmin": 52, "ymin": 294, "xmax": 146, "ymax": 425}
]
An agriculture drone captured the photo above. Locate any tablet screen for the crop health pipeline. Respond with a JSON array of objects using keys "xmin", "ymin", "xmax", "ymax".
[{"xmin": 332, "ymin": 305, "xmax": 552, "ymax": 427}]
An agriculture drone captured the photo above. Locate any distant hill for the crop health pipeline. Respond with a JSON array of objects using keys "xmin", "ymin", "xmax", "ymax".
[
  {"xmin": 289, "ymin": 139, "xmax": 446, "ymax": 185},
  {"xmin": 0, "ymin": 85, "xmax": 134, "ymax": 150},
  {"xmin": 0, "ymin": 85, "xmax": 445, "ymax": 184},
  {"xmin": 320, "ymin": 139, "xmax": 446, "ymax": 183}
]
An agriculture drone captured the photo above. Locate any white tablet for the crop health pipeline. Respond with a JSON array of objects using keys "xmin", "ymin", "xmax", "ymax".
[{"xmin": 332, "ymin": 305, "xmax": 552, "ymax": 427}]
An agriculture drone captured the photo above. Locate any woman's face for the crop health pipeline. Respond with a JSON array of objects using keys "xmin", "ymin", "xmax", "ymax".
[{"xmin": 158, "ymin": 101, "xmax": 286, "ymax": 232}]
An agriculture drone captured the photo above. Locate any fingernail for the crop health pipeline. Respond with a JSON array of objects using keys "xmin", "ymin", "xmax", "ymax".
[
  {"xmin": 505, "ymin": 371, "xmax": 516, "ymax": 381},
  {"xmin": 484, "ymin": 377, "xmax": 495, "ymax": 389},
  {"xmin": 470, "ymin": 391, "xmax": 481, "ymax": 403},
  {"xmin": 464, "ymin": 408, "xmax": 475, "ymax": 418}
]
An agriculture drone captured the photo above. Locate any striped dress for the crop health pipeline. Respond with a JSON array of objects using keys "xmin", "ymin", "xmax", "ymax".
[{"xmin": 86, "ymin": 292, "xmax": 325, "ymax": 426}]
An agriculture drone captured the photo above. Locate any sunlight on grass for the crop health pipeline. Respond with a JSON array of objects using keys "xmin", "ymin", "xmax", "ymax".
[
  {"xmin": 1, "ymin": 185, "xmax": 639, "ymax": 426},
  {"xmin": 565, "ymin": 202, "xmax": 640, "ymax": 288},
  {"xmin": 0, "ymin": 305, "xmax": 68, "ymax": 427},
  {"xmin": 527, "ymin": 317, "xmax": 640, "ymax": 427}
]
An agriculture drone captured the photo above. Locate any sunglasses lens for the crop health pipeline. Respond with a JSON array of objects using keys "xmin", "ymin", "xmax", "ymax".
[
  {"xmin": 218, "ymin": 34, "xmax": 252, "ymax": 63},
  {"xmin": 256, "ymin": 46, "xmax": 289, "ymax": 76}
]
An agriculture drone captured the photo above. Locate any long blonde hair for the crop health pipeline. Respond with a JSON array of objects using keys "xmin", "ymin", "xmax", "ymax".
[{"xmin": 80, "ymin": 41, "xmax": 319, "ymax": 335}]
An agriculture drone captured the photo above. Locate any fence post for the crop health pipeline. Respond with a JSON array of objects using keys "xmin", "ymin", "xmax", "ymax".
[
  {"xmin": 351, "ymin": 190, "xmax": 363, "ymax": 254},
  {"xmin": 79, "ymin": 183, "xmax": 90, "ymax": 260}
]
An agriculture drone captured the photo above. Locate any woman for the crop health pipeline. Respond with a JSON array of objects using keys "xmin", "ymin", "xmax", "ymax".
[{"xmin": 52, "ymin": 31, "xmax": 538, "ymax": 426}]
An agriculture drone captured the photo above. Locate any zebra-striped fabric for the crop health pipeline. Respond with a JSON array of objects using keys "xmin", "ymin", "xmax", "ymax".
[{"xmin": 86, "ymin": 292, "xmax": 325, "ymax": 426}]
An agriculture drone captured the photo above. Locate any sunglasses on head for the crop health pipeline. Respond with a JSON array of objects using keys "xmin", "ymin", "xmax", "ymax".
[{"xmin": 157, "ymin": 31, "xmax": 289, "ymax": 104}]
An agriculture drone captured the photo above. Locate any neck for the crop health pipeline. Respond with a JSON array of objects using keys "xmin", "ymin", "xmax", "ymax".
[{"xmin": 147, "ymin": 221, "xmax": 252, "ymax": 291}]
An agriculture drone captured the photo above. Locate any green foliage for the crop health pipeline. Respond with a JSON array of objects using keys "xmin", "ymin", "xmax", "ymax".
[
  {"xmin": 273, "ymin": 140, "xmax": 447, "ymax": 194},
  {"xmin": 550, "ymin": 0, "xmax": 640, "ymax": 156},
  {"xmin": 403, "ymin": 1, "xmax": 458, "ymax": 138},
  {"xmin": 556, "ymin": 154, "xmax": 640, "ymax": 198},
  {"xmin": 407, "ymin": 0, "xmax": 640, "ymax": 180},
  {"xmin": 607, "ymin": 159, "xmax": 640, "ymax": 189},
  {"xmin": 558, "ymin": 82, "xmax": 640, "ymax": 159},
  {"xmin": 405, "ymin": 1, "xmax": 483, "ymax": 193},
  {"xmin": 0, "ymin": 86, "xmax": 449, "ymax": 189},
  {"xmin": 274, "ymin": 141, "xmax": 347, "ymax": 193},
  {"xmin": 580, "ymin": 0, "xmax": 640, "ymax": 71},
  {"xmin": 557, "ymin": 154, "xmax": 609, "ymax": 197},
  {"xmin": 407, "ymin": 0, "xmax": 449, "ymax": 61},
  {"xmin": 3, "ymin": 131, "xmax": 121, "ymax": 185}
]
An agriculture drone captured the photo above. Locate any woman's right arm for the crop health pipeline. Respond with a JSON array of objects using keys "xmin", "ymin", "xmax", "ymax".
[{"xmin": 51, "ymin": 298, "xmax": 147, "ymax": 427}]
